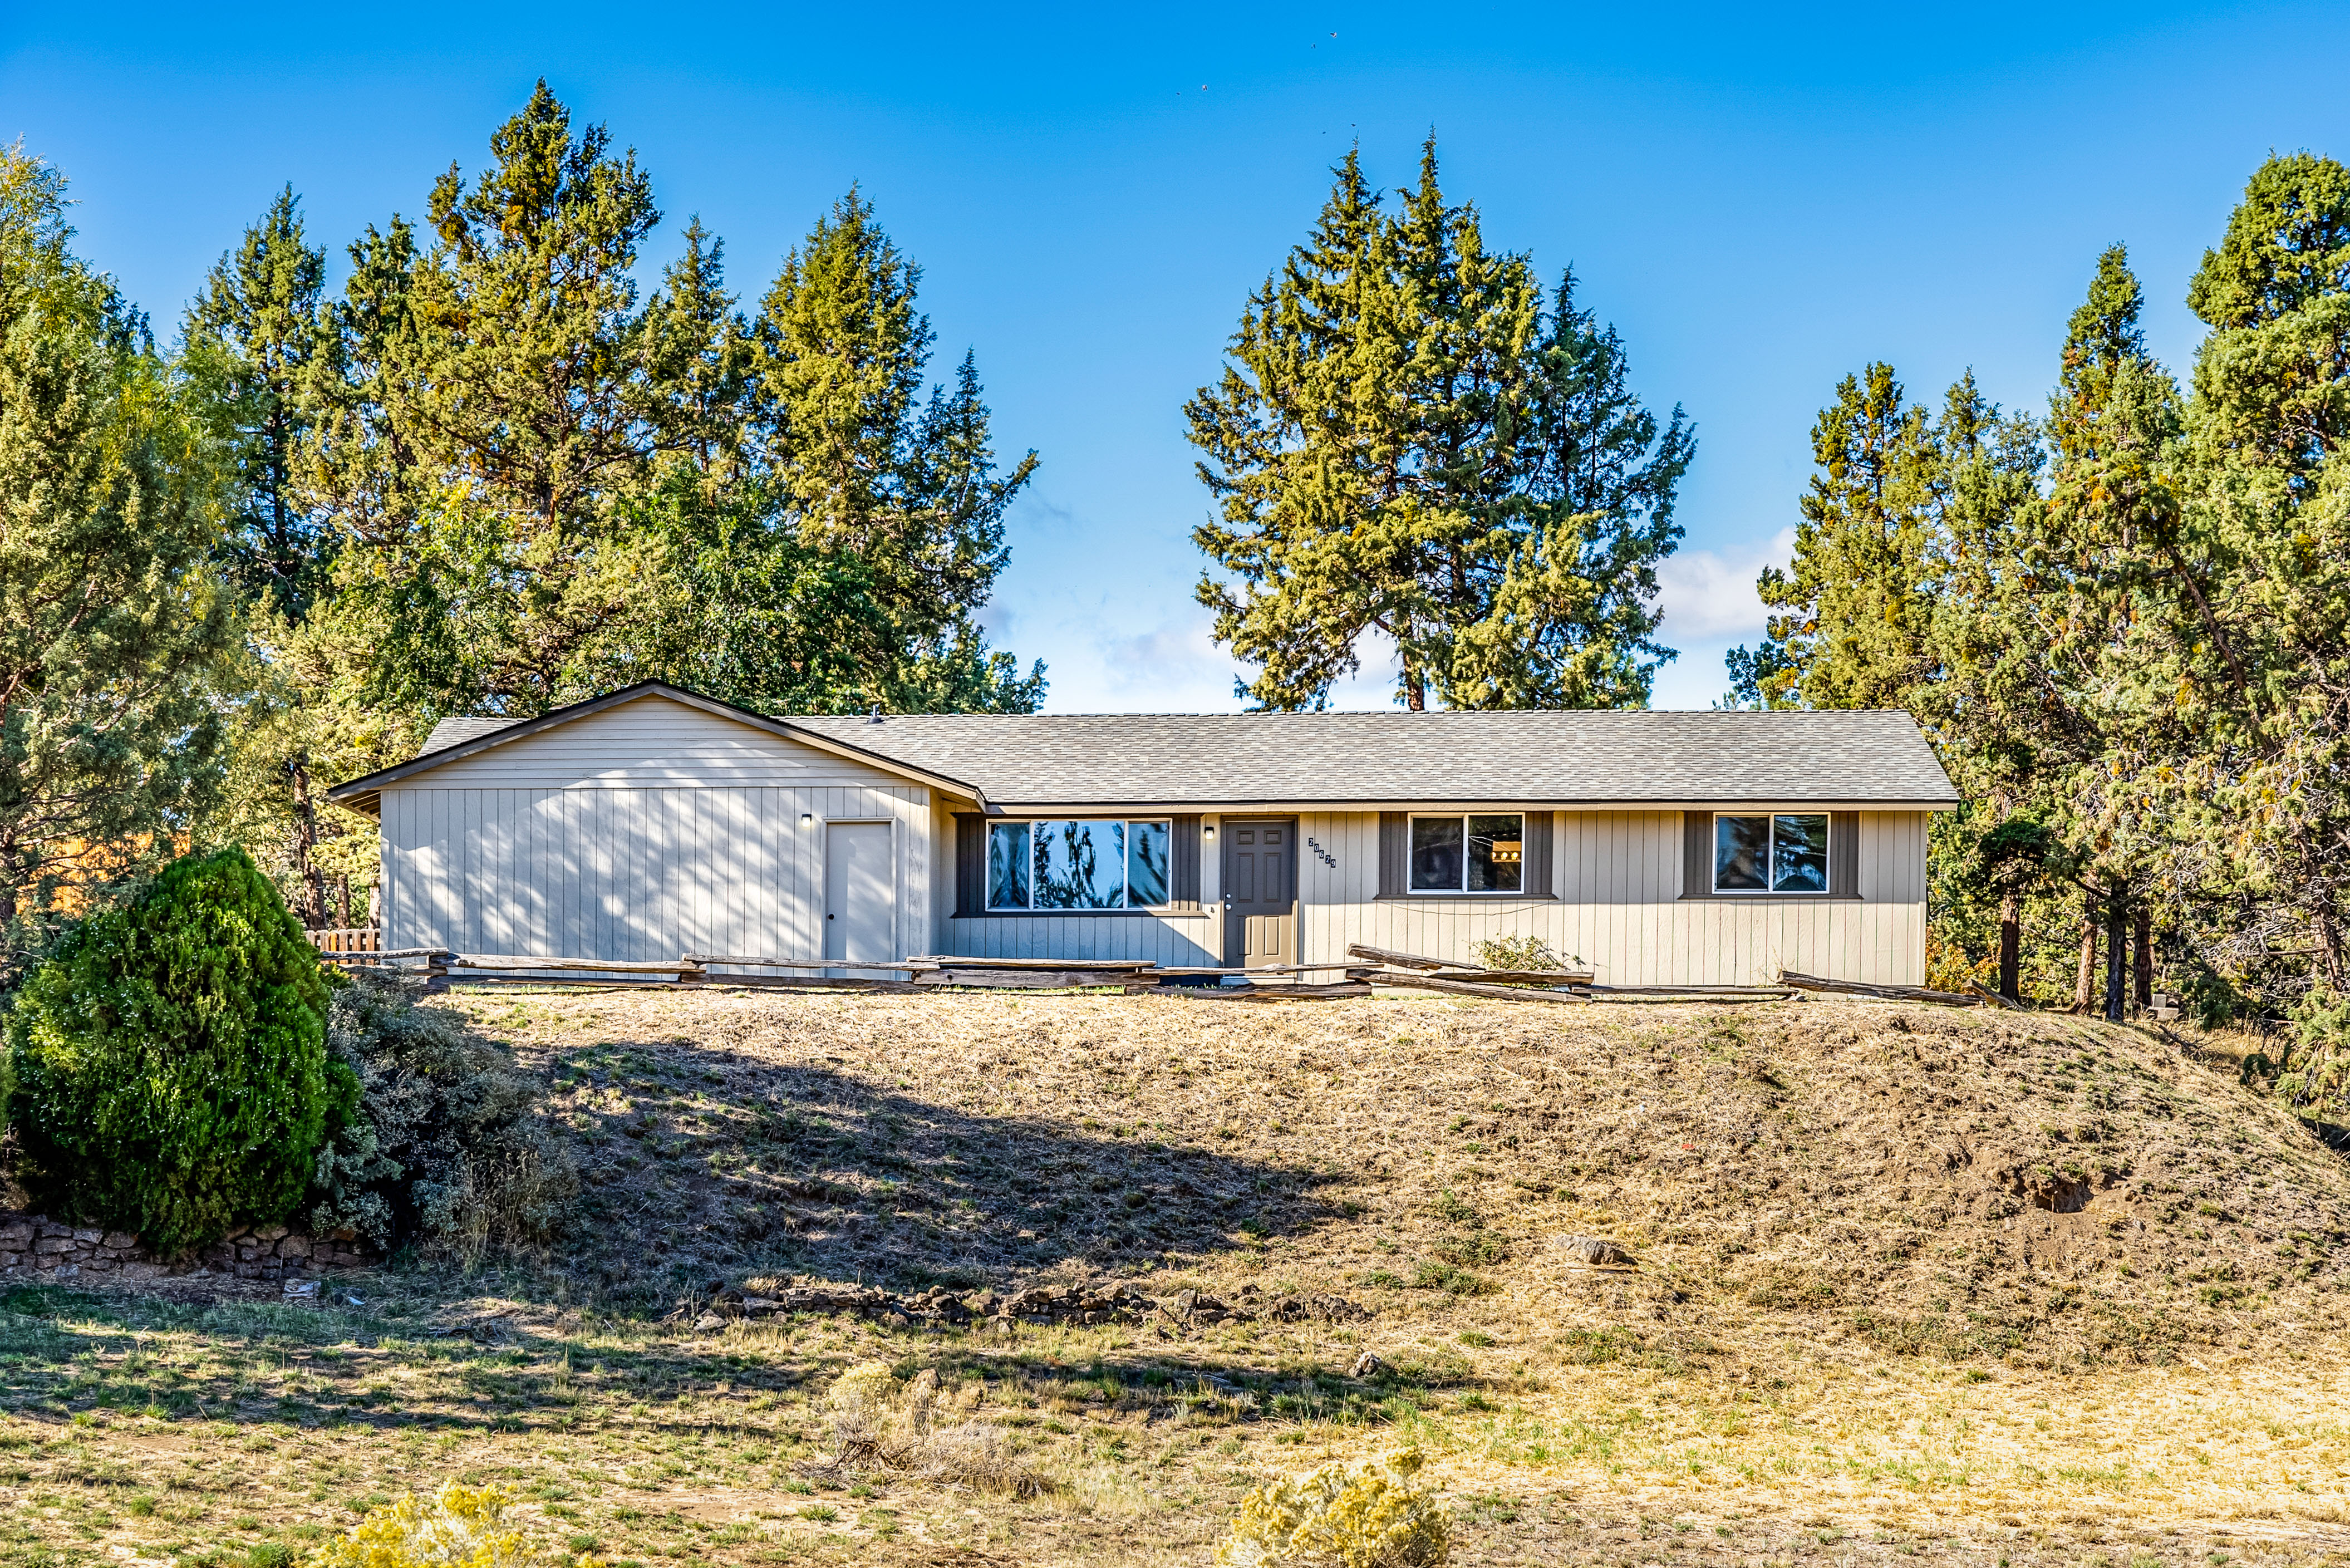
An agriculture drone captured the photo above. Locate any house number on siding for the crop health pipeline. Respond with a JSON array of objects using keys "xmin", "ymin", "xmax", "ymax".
[{"xmin": 1304, "ymin": 836, "xmax": 1338, "ymax": 869}]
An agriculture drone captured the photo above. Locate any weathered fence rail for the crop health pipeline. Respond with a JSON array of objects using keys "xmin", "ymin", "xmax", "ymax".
[{"xmin": 296, "ymin": 931, "xmax": 1862, "ymax": 1006}]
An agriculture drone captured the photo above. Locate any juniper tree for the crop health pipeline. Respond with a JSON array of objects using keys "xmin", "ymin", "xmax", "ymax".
[
  {"xmin": 2012, "ymin": 247, "xmax": 2191, "ymax": 1016},
  {"xmin": 1748, "ymin": 363, "xmax": 1946, "ymax": 711},
  {"xmin": 1738, "ymin": 363, "xmax": 2050, "ymax": 992},
  {"xmin": 2172, "ymin": 154, "xmax": 2350, "ymax": 990},
  {"xmin": 0, "ymin": 148, "xmax": 233, "ymax": 949},
  {"xmin": 302, "ymin": 92, "xmax": 1041, "ymax": 723},
  {"xmin": 1189, "ymin": 143, "xmax": 1690, "ymax": 710}
]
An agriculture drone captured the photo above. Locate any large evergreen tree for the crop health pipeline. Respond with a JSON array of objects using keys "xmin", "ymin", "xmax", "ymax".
[
  {"xmin": 1744, "ymin": 363, "xmax": 1949, "ymax": 711},
  {"xmin": 735, "ymin": 190, "xmax": 1043, "ymax": 711},
  {"xmin": 0, "ymin": 149, "xmax": 234, "ymax": 947},
  {"xmin": 2171, "ymin": 154, "xmax": 2350, "ymax": 988},
  {"xmin": 1188, "ymin": 144, "xmax": 1691, "ymax": 710},
  {"xmin": 298, "ymin": 89, "xmax": 1041, "ymax": 725},
  {"xmin": 301, "ymin": 82, "xmax": 721, "ymax": 717},
  {"xmin": 2009, "ymin": 248, "xmax": 2191, "ymax": 1015},
  {"xmin": 182, "ymin": 186, "xmax": 331, "ymax": 620}
]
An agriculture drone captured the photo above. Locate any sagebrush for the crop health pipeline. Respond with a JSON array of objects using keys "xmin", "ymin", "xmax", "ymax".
[
  {"xmin": 307, "ymin": 968, "xmax": 578, "ymax": 1261},
  {"xmin": 819, "ymin": 1359, "xmax": 1043, "ymax": 1496}
]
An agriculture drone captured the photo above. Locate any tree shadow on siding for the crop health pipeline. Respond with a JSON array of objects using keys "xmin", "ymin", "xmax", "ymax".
[{"xmin": 544, "ymin": 1032, "xmax": 1341, "ymax": 1302}]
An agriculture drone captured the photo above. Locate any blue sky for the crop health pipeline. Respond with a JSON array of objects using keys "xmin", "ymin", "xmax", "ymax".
[{"xmin": 6, "ymin": 2, "xmax": 2346, "ymax": 711}]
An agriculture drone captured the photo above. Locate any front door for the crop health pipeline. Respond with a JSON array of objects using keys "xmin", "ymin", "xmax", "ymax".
[
  {"xmin": 1221, "ymin": 818, "xmax": 1296, "ymax": 968},
  {"xmin": 824, "ymin": 823, "xmax": 895, "ymax": 965}
]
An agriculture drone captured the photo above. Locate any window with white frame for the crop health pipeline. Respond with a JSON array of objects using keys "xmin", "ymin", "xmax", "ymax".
[
  {"xmin": 987, "ymin": 820, "xmax": 1172, "ymax": 910},
  {"xmin": 1713, "ymin": 813, "xmax": 1830, "ymax": 893},
  {"xmin": 1409, "ymin": 813, "xmax": 1524, "ymax": 893}
]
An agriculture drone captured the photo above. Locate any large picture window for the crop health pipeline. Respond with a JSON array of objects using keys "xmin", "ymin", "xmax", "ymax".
[
  {"xmin": 987, "ymin": 820, "xmax": 1172, "ymax": 910},
  {"xmin": 1409, "ymin": 813, "xmax": 1523, "ymax": 893},
  {"xmin": 1714, "ymin": 813, "xmax": 1830, "ymax": 893}
]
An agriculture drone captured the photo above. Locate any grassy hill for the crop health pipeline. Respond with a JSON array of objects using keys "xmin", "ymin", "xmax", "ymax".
[
  {"xmin": 509, "ymin": 988, "xmax": 2350, "ymax": 1364},
  {"xmin": 4, "ymin": 989, "xmax": 2349, "ymax": 1566}
]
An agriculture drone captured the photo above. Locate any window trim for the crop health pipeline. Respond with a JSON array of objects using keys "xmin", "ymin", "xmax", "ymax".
[
  {"xmin": 984, "ymin": 817, "xmax": 1176, "ymax": 912},
  {"xmin": 1710, "ymin": 811, "xmax": 1832, "ymax": 896},
  {"xmin": 1404, "ymin": 811, "xmax": 1528, "ymax": 896}
]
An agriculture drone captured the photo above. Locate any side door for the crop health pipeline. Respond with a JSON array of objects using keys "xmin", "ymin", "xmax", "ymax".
[
  {"xmin": 1221, "ymin": 818, "xmax": 1297, "ymax": 968},
  {"xmin": 824, "ymin": 822, "xmax": 896, "ymax": 966}
]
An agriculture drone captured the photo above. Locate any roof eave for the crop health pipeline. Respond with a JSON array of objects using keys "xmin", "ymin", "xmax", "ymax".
[{"xmin": 974, "ymin": 797, "xmax": 1962, "ymax": 814}]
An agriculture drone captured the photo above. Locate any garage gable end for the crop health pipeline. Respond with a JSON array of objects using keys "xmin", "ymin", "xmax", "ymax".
[
  {"xmin": 327, "ymin": 684, "xmax": 981, "ymax": 811},
  {"xmin": 396, "ymin": 692, "xmax": 920, "ymax": 792}
]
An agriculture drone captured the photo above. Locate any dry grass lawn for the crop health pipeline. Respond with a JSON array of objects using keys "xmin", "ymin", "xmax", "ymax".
[{"xmin": 4, "ymin": 987, "xmax": 2350, "ymax": 1566}]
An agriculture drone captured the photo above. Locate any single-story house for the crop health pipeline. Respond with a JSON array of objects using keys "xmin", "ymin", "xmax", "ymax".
[{"xmin": 326, "ymin": 681, "xmax": 1959, "ymax": 985}]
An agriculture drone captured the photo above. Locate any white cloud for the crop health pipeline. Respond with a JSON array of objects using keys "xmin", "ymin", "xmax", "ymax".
[
  {"xmin": 1043, "ymin": 613, "xmax": 1240, "ymax": 711},
  {"xmin": 1653, "ymin": 528, "xmax": 1796, "ymax": 643}
]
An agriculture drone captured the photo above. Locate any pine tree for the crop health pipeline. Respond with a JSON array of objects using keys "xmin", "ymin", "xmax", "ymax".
[
  {"xmin": 1189, "ymin": 144, "xmax": 1689, "ymax": 711},
  {"xmin": 1449, "ymin": 272, "xmax": 1695, "ymax": 707},
  {"xmin": 2004, "ymin": 247, "xmax": 2189, "ymax": 1016},
  {"xmin": 736, "ymin": 190, "xmax": 1043, "ymax": 712},
  {"xmin": 1737, "ymin": 362, "xmax": 2053, "ymax": 994},
  {"xmin": 643, "ymin": 219, "xmax": 752, "ymax": 478},
  {"xmin": 183, "ymin": 186, "xmax": 332, "ymax": 619},
  {"xmin": 1187, "ymin": 147, "xmax": 1403, "ymax": 709},
  {"xmin": 1750, "ymin": 363, "xmax": 1945, "ymax": 711},
  {"xmin": 302, "ymin": 82, "xmax": 714, "ymax": 717},
  {"xmin": 0, "ymin": 148, "xmax": 234, "ymax": 950}
]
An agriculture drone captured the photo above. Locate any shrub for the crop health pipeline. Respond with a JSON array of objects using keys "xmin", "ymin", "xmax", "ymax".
[
  {"xmin": 817, "ymin": 1360, "xmax": 1043, "ymax": 1496},
  {"xmin": 315, "ymin": 1483, "xmax": 590, "ymax": 1566},
  {"xmin": 1469, "ymin": 935, "xmax": 1576, "ymax": 972},
  {"xmin": 3, "ymin": 847, "xmax": 336, "ymax": 1256},
  {"xmin": 2280, "ymin": 986, "xmax": 2350, "ymax": 1129},
  {"xmin": 306, "ymin": 969, "xmax": 578, "ymax": 1263},
  {"xmin": 1410, "ymin": 1260, "xmax": 1496, "ymax": 1295},
  {"xmin": 1216, "ymin": 1447, "xmax": 1448, "ymax": 1567}
]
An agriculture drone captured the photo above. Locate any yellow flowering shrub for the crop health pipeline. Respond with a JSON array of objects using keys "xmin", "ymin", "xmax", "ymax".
[
  {"xmin": 312, "ymin": 1483, "xmax": 589, "ymax": 1567},
  {"xmin": 1214, "ymin": 1447, "xmax": 1448, "ymax": 1567}
]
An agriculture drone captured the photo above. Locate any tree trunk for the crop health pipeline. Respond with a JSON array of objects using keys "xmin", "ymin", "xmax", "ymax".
[
  {"xmin": 2132, "ymin": 905, "xmax": 2154, "ymax": 1009},
  {"xmin": 2103, "ymin": 886, "xmax": 2127, "ymax": 1023},
  {"xmin": 1403, "ymin": 665, "xmax": 1426, "ymax": 712},
  {"xmin": 1999, "ymin": 891, "xmax": 2021, "ymax": 1002},
  {"xmin": 2073, "ymin": 888, "xmax": 2100, "ymax": 1013},
  {"xmin": 289, "ymin": 755, "xmax": 326, "ymax": 929}
]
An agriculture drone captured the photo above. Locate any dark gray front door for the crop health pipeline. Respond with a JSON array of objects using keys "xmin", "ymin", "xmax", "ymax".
[{"xmin": 1221, "ymin": 818, "xmax": 1296, "ymax": 967}]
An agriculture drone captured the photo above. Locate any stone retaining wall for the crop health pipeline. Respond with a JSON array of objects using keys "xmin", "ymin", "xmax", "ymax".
[{"xmin": 0, "ymin": 1212, "xmax": 370, "ymax": 1284}]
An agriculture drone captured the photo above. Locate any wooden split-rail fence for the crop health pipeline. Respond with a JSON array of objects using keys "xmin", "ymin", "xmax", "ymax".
[{"xmin": 301, "ymin": 930, "xmax": 1958, "ymax": 1005}]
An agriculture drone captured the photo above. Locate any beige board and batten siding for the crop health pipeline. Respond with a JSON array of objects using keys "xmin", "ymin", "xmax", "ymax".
[
  {"xmin": 379, "ymin": 695, "xmax": 930, "ymax": 967},
  {"xmin": 1296, "ymin": 809, "xmax": 1929, "ymax": 987},
  {"xmin": 922, "ymin": 799, "xmax": 1218, "ymax": 965}
]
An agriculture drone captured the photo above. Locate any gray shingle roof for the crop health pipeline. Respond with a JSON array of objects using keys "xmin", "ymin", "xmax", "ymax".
[
  {"xmin": 421, "ymin": 716, "xmax": 517, "ymax": 755},
  {"xmin": 789, "ymin": 709, "xmax": 1957, "ymax": 809}
]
